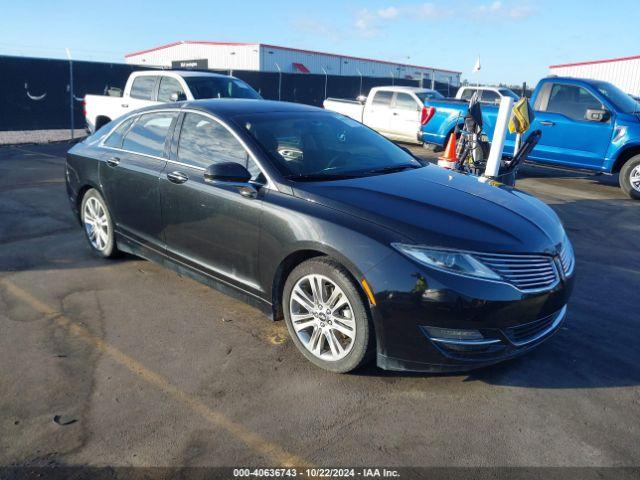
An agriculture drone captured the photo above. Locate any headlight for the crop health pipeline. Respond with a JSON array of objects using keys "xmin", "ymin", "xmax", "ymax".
[{"xmin": 392, "ymin": 244, "xmax": 501, "ymax": 280}]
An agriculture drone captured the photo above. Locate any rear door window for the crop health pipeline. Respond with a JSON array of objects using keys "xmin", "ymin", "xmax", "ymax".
[
  {"xmin": 157, "ymin": 77, "xmax": 186, "ymax": 102},
  {"xmin": 371, "ymin": 91, "xmax": 393, "ymax": 106},
  {"xmin": 122, "ymin": 112, "xmax": 177, "ymax": 157},
  {"xmin": 545, "ymin": 84, "xmax": 603, "ymax": 121},
  {"xmin": 130, "ymin": 76, "xmax": 157, "ymax": 100},
  {"xmin": 394, "ymin": 93, "xmax": 419, "ymax": 110},
  {"xmin": 460, "ymin": 88, "xmax": 476, "ymax": 100},
  {"xmin": 481, "ymin": 90, "xmax": 500, "ymax": 103}
]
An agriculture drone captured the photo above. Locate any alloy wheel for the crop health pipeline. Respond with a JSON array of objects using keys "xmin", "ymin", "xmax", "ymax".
[
  {"xmin": 289, "ymin": 274, "xmax": 356, "ymax": 361},
  {"xmin": 83, "ymin": 196, "xmax": 110, "ymax": 252},
  {"xmin": 630, "ymin": 165, "xmax": 640, "ymax": 192}
]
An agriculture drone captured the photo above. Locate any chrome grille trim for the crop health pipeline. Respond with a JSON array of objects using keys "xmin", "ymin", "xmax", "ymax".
[
  {"xmin": 503, "ymin": 305, "xmax": 567, "ymax": 346},
  {"xmin": 475, "ymin": 253, "xmax": 559, "ymax": 292},
  {"xmin": 559, "ymin": 242, "xmax": 575, "ymax": 276}
]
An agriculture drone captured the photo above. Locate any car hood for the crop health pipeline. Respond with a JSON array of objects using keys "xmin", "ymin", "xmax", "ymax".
[{"xmin": 292, "ymin": 165, "xmax": 565, "ymax": 254}]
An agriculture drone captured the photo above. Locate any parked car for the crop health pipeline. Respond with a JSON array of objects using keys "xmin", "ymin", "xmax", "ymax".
[
  {"xmin": 420, "ymin": 76, "xmax": 640, "ymax": 199},
  {"xmin": 455, "ymin": 85, "xmax": 520, "ymax": 104},
  {"xmin": 66, "ymin": 99, "xmax": 575, "ymax": 373},
  {"xmin": 323, "ymin": 86, "xmax": 444, "ymax": 144},
  {"xmin": 84, "ymin": 70, "xmax": 261, "ymax": 133}
]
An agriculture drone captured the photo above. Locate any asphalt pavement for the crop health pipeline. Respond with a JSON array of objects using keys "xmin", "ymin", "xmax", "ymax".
[{"xmin": 1, "ymin": 141, "xmax": 639, "ymax": 471}]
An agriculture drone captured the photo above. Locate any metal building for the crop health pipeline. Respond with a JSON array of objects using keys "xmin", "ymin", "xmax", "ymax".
[
  {"xmin": 549, "ymin": 54, "xmax": 640, "ymax": 96},
  {"xmin": 125, "ymin": 41, "xmax": 461, "ymax": 87}
]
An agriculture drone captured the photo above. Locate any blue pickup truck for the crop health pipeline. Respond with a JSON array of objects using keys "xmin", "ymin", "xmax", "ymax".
[{"xmin": 419, "ymin": 76, "xmax": 640, "ymax": 199}]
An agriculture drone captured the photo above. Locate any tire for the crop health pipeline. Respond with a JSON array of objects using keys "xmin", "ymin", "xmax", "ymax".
[
  {"xmin": 80, "ymin": 189, "xmax": 119, "ymax": 258},
  {"xmin": 422, "ymin": 142, "xmax": 438, "ymax": 152},
  {"xmin": 282, "ymin": 258, "xmax": 375, "ymax": 373},
  {"xmin": 619, "ymin": 154, "xmax": 640, "ymax": 200}
]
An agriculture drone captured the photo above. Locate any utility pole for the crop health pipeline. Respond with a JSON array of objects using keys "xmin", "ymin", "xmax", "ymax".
[
  {"xmin": 275, "ymin": 63, "xmax": 282, "ymax": 101},
  {"xmin": 321, "ymin": 66, "xmax": 328, "ymax": 100},
  {"xmin": 66, "ymin": 48, "xmax": 74, "ymax": 140}
]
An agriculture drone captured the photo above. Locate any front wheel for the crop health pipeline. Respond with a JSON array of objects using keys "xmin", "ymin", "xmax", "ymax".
[
  {"xmin": 80, "ymin": 189, "xmax": 119, "ymax": 258},
  {"xmin": 619, "ymin": 155, "xmax": 640, "ymax": 200},
  {"xmin": 283, "ymin": 258, "xmax": 375, "ymax": 373}
]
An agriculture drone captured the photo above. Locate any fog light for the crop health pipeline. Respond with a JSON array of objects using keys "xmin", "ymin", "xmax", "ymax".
[
  {"xmin": 421, "ymin": 326, "xmax": 502, "ymax": 347},
  {"xmin": 423, "ymin": 326, "xmax": 484, "ymax": 341}
]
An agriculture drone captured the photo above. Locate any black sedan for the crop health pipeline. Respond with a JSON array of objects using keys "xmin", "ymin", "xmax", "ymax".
[{"xmin": 65, "ymin": 99, "xmax": 575, "ymax": 373}]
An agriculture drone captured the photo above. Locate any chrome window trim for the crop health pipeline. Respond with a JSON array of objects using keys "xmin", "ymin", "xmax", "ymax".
[{"xmin": 98, "ymin": 108, "xmax": 278, "ymax": 191}]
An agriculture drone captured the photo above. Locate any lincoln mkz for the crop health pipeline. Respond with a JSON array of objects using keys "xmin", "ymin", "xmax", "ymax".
[{"xmin": 66, "ymin": 99, "xmax": 575, "ymax": 373}]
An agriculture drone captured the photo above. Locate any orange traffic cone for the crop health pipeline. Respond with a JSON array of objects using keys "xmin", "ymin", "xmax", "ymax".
[{"xmin": 438, "ymin": 133, "xmax": 458, "ymax": 169}]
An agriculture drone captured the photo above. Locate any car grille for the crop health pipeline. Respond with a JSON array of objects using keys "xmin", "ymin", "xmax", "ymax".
[
  {"xmin": 503, "ymin": 306, "xmax": 566, "ymax": 346},
  {"xmin": 475, "ymin": 253, "xmax": 559, "ymax": 292}
]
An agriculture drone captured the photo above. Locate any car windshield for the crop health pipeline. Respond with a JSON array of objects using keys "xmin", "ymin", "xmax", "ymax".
[
  {"xmin": 592, "ymin": 80, "xmax": 639, "ymax": 113},
  {"xmin": 416, "ymin": 90, "xmax": 444, "ymax": 102},
  {"xmin": 236, "ymin": 111, "xmax": 422, "ymax": 181},
  {"xmin": 184, "ymin": 77, "xmax": 262, "ymax": 100}
]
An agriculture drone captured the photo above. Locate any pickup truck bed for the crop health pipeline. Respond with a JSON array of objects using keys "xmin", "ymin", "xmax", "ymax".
[
  {"xmin": 323, "ymin": 98, "xmax": 365, "ymax": 122},
  {"xmin": 419, "ymin": 76, "xmax": 640, "ymax": 199}
]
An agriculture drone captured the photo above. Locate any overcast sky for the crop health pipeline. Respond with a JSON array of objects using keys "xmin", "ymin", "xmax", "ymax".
[{"xmin": 2, "ymin": 0, "xmax": 639, "ymax": 85}]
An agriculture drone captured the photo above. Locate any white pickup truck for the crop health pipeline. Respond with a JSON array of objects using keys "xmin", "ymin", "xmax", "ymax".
[
  {"xmin": 323, "ymin": 86, "xmax": 443, "ymax": 144},
  {"xmin": 84, "ymin": 70, "xmax": 262, "ymax": 132},
  {"xmin": 455, "ymin": 85, "xmax": 519, "ymax": 104}
]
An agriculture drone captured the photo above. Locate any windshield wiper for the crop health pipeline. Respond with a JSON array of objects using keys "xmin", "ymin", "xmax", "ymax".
[
  {"xmin": 286, "ymin": 173, "xmax": 360, "ymax": 182},
  {"xmin": 365, "ymin": 164, "xmax": 421, "ymax": 175}
]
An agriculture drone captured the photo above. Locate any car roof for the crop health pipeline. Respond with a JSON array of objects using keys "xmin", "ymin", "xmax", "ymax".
[
  {"xmin": 133, "ymin": 99, "xmax": 323, "ymax": 118},
  {"xmin": 374, "ymin": 86, "xmax": 435, "ymax": 93},
  {"xmin": 133, "ymin": 70, "xmax": 233, "ymax": 78}
]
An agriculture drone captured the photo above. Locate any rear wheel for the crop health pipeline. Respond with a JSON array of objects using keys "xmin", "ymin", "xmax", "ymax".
[
  {"xmin": 283, "ymin": 258, "xmax": 374, "ymax": 373},
  {"xmin": 80, "ymin": 189, "xmax": 118, "ymax": 258},
  {"xmin": 620, "ymin": 155, "xmax": 640, "ymax": 200}
]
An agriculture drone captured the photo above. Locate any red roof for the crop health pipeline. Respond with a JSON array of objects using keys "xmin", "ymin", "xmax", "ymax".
[
  {"xmin": 124, "ymin": 40, "xmax": 461, "ymax": 74},
  {"xmin": 550, "ymin": 54, "xmax": 640, "ymax": 69}
]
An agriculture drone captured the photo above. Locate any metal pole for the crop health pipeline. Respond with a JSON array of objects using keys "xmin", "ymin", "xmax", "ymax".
[
  {"xmin": 275, "ymin": 63, "xmax": 282, "ymax": 101},
  {"xmin": 390, "ymin": 71, "xmax": 395, "ymax": 86},
  {"xmin": 485, "ymin": 96, "xmax": 514, "ymax": 178},
  {"xmin": 66, "ymin": 48, "xmax": 74, "ymax": 140},
  {"xmin": 321, "ymin": 66, "xmax": 328, "ymax": 100},
  {"xmin": 431, "ymin": 69, "xmax": 435, "ymax": 90}
]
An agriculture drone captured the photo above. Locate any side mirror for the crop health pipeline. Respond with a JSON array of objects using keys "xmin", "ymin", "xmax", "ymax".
[
  {"xmin": 169, "ymin": 91, "xmax": 187, "ymax": 102},
  {"xmin": 356, "ymin": 95, "xmax": 367, "ymax": 104},
  {"xmin": 585, "ymin": 108, "xmax": 610, "ymax": 122},
  {"xmin": 204, "ymin": 162, "xmax": 252, "ymax": 183}
]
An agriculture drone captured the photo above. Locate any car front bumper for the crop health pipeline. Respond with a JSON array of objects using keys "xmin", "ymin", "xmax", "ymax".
[{"xmin": 363, "ymin": 252, "xmax": 575, "ymax": 372}]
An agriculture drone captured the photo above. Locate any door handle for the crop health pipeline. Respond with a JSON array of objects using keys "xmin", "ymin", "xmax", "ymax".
[
  {"xmin": 106, "ymin": 156, "xmax": 120, "ymax": 167},
  {"xmin": 121, "ymin": 104, "xmax": 129, "ymax": 108},
  {"xmin": 167, "ymin": 171, "xmax": 189, "ymax": 184},
  {"xmin": 540, "ymin": 121, "xmax": 555, "ymax": 126},
  {"xmin": 392, "ymin": 112, "xmax": 398, "ymax": 115}
]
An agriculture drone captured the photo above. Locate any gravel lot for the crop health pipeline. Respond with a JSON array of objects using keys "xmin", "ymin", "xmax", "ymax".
[
  {"xmin": 0, "ymin": 142, "xmax": 639, "ymax": 474},
  {"xmin": 0, "ymin": 130, "xmax": 86, "ymax": 146}
]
